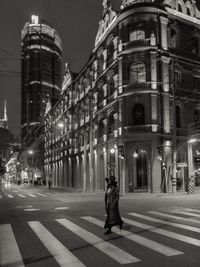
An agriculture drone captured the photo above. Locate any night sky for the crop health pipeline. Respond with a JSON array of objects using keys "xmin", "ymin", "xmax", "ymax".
[{"xmin": 0, "ymin": 0, "xmax": 121, "ymax": 138}]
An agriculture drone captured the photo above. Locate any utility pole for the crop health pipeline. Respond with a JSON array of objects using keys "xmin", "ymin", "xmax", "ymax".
[{"xmin": 172, "ymin": 57, "xmax": 177, "ymax": 193}]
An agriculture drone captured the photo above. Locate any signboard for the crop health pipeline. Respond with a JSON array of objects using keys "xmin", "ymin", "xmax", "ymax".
[{"xmin": 177, "ymin": 162, "xmax": 188, "ymax": 167}]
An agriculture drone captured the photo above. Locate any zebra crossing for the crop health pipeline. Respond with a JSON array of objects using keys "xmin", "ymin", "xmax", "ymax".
[
  {"xmin": 0, "ymin": 191, "xmax": 73, "ymax": 199},
  {"xmin": 1, "ymin": 207, "xmax": 200, "ymax": 266}
]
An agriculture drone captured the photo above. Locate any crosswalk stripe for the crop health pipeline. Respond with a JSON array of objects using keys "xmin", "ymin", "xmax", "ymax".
[
  {"xmin": 129, "ymin": 213, "xmax": 200, "ymax": 233},
  {"xmin": 18, "ymin": 194, "xmax": 26, "ymax": 198},
  {"xmin": 123, "ymin": 217, "xmax": 200, "ymax": 247},
  {"xmin": 28, "ymin": 221, "xmax": 85, "ymax": 267},
  {"xmin": 184, "ymin": 208, "xmax": 200, "ymax": 213},
  {"xmin": 26, "ymin": 193, "xmax": 37, "ymax": 198},
  {"xmin": 56, "ymin": 218, "xmax": 139, "ymax": 264},
  {"xmin": 34, "ymin": 193, "xmax": 47, "ymax": 197},
  {"xmin": 0, "ymin": 224, "xmax": 25, "ymax": 266},
  {"xmin": 7, "ymin": 194, "xmax": 14, "ymax": 198},
  {"xmin": 170, "ymin": 210, "xmax": 200, "ymax": 218},
  {"xmin": 82, "ymin": 216, "xmax": 182, "ymax": 257},
  {"xmin": 148, "ymin": 211, "xmax": 200, "ymax": 225}
]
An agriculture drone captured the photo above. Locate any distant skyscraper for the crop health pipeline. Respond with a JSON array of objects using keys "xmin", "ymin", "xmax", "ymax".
[
  {"xmin": 21, "ymin": 15, "xmax": 62, "ymax": 141},
  {"xmin": 0, "ymin": 100, "xmax": 8, "ymax": 129}
]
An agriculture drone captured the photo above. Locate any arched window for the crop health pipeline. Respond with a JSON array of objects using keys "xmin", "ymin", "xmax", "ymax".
[
  {"xmin": 129, "ymin": 63, "xmax": 146, "ymax": 83},
  {"xmin": 176, "ymin": 105, "xmax": 181, "ymax": 128},
  {"xmin": 170, "ymin": 28, "xmax": 177, "ymax": 48},
  {"xmin": 108, "ymin": 114, "xmax": 115, "ymax": 135},
  {"xmin": 178, "ymin": 3, "xmax": 182, "ymax": 12},
  {"xmin": 132, "ymin": 104, "xmax": 145, "ymax": 125},
  {"xmin": 187, "ymin": 7, "xmax": 191, "ymax": 16}
]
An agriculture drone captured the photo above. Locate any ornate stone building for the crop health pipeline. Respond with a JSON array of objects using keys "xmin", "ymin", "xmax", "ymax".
[{"xmin": 44, "ymin": 0, "xmax": 200, "ymax": 193}]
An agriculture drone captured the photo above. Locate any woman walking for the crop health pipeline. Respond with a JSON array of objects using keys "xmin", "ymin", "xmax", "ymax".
[{"xmin": 104, "ymin": 176, "xmax": 123, "ymax": 235}]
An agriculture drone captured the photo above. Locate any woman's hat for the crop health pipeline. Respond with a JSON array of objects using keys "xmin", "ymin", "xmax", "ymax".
[{"xmin": 109, "ymin": 176, "xmax": 116, "ymax": 182}]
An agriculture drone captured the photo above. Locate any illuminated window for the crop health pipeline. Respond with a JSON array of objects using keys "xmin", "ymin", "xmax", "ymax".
[
  {"xmin": 129, "ymin": 26, "xmax": 145, "ymax": 41},
  {"xmin": 129, "ymin": 63, "xmax": 146, "ymax": 83}
]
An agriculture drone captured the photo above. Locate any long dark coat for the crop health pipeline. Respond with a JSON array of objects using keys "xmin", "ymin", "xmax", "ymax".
[{"xmin": 104, "ymin": 184, "xmax": 122, "ymax": 229}]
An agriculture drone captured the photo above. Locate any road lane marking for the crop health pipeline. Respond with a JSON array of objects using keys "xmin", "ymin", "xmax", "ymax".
[
  {"xmin": 54, "ymin": 207, "xmax": 69, "ymax": 210},
  {"xmin": 82, "ymin": 216, "xmax": 182, "ymax": 256},
  {"xmin": 148, "ymin": 211, "xmax": 200, "ymax": 225},
  {"xmin": 18, "ymin": 194, "xmax": 26, "ymax": 198},
  {"xmin": 129, "ymin": 213, "xmax": 200, "ymax": 233},
  {"xmin": 56, "ymin": 218, "xmax": 139, "ymax": 264},
  {"xmin": 28, "ymin": 221, "xmax": 85, "ymax": 267},
  {"xmin": 123, "ymin": 217, "xmax": 200, "ymax": 247},
  {"xmin": 26, "ymin": 193, "xmax": 37, "ymax": 198},
  {"xmin": 6, "ymin": 194, "xmax": 14, "ymax": 198},
  {"xmin": 24, "ymin": 208, "xmax": 40, "ymax": 212},
  {"xmin": 0, "ymin": 224, "xmax": 25, "ymax": 266}
]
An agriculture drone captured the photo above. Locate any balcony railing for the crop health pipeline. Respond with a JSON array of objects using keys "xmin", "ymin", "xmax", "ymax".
[
  {"xmin": 124, "ymin": 39, "xmax": 151, "ymax": 50},
  {"xmin": 124, "ymin": 125, "xmax": 154, "ymax": 134}
]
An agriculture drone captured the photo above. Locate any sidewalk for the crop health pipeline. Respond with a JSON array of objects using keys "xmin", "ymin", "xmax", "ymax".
[{"xmin": 26, "ymin": 183, "xmax": 200, "ymax": 199}]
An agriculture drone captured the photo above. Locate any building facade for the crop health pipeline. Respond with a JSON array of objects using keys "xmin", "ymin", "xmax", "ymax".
[
  {"xmin": 44, "ymin": 0, "xmax": 200, "ymax": 193},
  {"xmin": 21, "ymin": 15, "xmax": 62, "ymax": 142}
]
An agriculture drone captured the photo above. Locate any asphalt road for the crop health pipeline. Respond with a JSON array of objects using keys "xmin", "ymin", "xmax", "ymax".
[{"xmin": 1, "ymin": 183, "xmax": 200, "ymax": 267}]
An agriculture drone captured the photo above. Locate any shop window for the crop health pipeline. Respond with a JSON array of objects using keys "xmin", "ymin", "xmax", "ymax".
[
  {"xmin": 136, "ymin": 150, "xmax": 148, "ymax": 188},
  {"xmin": 132, "ymin": 103, "xmax": 145, "ymax": 125},
  {"xmin": 129, "ymin": 63, "xmax": 146, "ymax": 83}
]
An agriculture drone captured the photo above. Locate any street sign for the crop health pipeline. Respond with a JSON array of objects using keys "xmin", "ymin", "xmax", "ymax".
[{"xmin": 177, "ymin": 162, "xmax": 188, "ymax": 167}]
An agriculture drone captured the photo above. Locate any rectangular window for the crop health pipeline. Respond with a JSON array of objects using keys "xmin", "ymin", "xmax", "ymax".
[
  {"xmin": 193, "ymin": 76, "xmax": 200, "ymax": 90},
  {"xmin": 129, "ymin": 25, "xmax": 145, "ymax": 42}
]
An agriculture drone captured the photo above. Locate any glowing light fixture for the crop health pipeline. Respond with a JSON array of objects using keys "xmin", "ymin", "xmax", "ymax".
[{"xmin": 188, "ymin": 138, "xmax": 197, "ymax": 144}]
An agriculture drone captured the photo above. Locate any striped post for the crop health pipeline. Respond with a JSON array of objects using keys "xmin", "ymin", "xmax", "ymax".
[{"xmin": 188, "ymin": 175, "xmax": 195, "ymax": 194}]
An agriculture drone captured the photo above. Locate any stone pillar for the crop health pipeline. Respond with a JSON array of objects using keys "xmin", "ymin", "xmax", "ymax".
[
  {"xmin": 161, "ymin": 56, "xmax": 171, "ymax": 134},
  {"xmin": 150, "ymin": 51, "xmax": 157, "ymax": 90},
  {"xmin": 160, "ymin": 16, "xmax": 169, "ymax": 50}
]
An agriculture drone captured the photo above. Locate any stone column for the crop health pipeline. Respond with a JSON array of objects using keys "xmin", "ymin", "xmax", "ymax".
[{"xmin": 160, "ymin": 16, "xmax": 169, "ymax": 51}]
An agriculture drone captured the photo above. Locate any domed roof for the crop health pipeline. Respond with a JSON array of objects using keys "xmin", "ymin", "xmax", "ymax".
[{"xmin": 0, "ymin": 128, "xmax": 14, "ymax": 149}]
